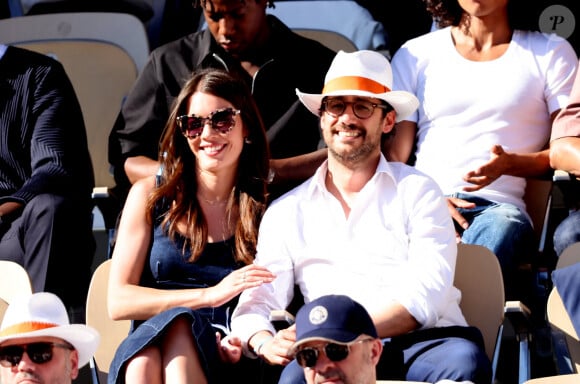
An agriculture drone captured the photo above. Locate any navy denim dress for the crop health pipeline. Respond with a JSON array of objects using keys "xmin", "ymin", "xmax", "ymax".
[{"xmin": 108, "ymin": 214, "xmax": 260, "ymax": 383}]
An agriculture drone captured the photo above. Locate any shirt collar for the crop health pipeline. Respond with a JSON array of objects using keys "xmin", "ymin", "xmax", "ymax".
[{"xmin": 307, "ymin": 154, "xmax": 396, "ymax": 198}]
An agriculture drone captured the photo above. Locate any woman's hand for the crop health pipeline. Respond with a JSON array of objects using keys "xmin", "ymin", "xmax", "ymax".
[
  {"xmin": 205, "ymin": 264, "xmax": 275, "ymax": 307},
  {"xmin": 217, "ymin": 333, "xmax": 243, "ymax": 364}
]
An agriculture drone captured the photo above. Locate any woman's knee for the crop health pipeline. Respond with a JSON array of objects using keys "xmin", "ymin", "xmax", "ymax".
[{"xmin": 125, "ymin": 346, "xmax": 163, "ymax": 383}]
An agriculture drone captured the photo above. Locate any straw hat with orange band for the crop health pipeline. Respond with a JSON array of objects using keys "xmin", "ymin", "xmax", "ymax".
[
  {"xmin": 296, "ymin": 50, "xmax": 419, "ymax": 122},
  {"xmin": 0, "ymin": 292, "xmax": 99, "ymax": 367}
]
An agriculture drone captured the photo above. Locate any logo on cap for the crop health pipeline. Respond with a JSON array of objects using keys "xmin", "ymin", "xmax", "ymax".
[{"xmin": 309, "ymin": 306, "xmax": 328, "ymax": 325}]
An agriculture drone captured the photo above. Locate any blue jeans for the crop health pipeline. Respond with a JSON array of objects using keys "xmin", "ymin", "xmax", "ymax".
[
  {"xmin": 553, "ymin": 210, "xmax": 580, "ymax": 257},
  {"xmin": 450, "ymin": 193, "xmax": 536, "ymax": 301}
]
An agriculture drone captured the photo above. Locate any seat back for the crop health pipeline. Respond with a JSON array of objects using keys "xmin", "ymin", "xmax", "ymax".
[
  {"xmin": 0, "ymin": 12, "xmax": 150, "ymax": 190},
  {"xmin": 0, "ymin": 261, "xmax": 33, "ymax": 324},
  {"xmin": 548, "ymin": 287, "xmax": 580, "ymax": 373},
  {"xmin": 0, "ymin": 260, "xmax": 33, "ymax": 304},
  {"xmin": 551, "ymin": 243, "xmax": 580, "ymax": 373},
  {"xmin": 557, "ymin": 242, "xmax": 580, "ymax": 269},
  {"xmin": 85, "ymin": 259, "xmax": 131, "ymax": 383},
  {"xmin": 293, "ymin": 29, "xmax": 357, "ymax": 52},
  {"xmin": 454, "ymin": 243, "xmax": 505, "ymax": 361}
]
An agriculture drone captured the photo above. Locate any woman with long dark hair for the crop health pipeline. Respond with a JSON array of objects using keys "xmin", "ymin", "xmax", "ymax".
[{"xmin": 107, "ymin": 68, "xmax": 275, "ymax": 383}]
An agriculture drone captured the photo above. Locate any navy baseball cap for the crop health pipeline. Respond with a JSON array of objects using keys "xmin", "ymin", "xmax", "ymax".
[{"xmin": 290, "ymin": 295, "xmax": 377, "ymax": 353}]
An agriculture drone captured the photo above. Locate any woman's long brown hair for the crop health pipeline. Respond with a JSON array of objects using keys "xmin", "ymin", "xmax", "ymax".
[{"xmin": 147, "ymin": 68, "xmax": 270, "ymax": 265}]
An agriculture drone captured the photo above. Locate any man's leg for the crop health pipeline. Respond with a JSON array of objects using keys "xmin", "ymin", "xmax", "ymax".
[
  {"xmin": 0, "ymin": 194, "xmax": 94, "ymax": 320},
  {"xmin": 402, "ymin": 335, "xmax": 491, "ymax": 384},
  {"xmin": 553, "ymin": 210, "xmax": 580, "ymax": 257},
  {"xmin": 0, "ymin": 195, "xmax": 54, "ymax": 291},
  {"xmin": 42, "ymin": 194, "xmax": 95, "ymax": 322}
]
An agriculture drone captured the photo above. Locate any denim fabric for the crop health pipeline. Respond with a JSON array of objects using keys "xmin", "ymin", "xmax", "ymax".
[
  {"xmin": 450, "ymin": 193, "xmax": 536, "ymax": 301},
  {"xmin": 107, "ymin": 213, "xmax": 250, "ymax": 383},
  {"xmin": 553, "ymin": 210, "xmax": 580, "ymax": 257},
  {"xmin": 108, "ymin": 308, "xmax": 261, "ymax": 384}
]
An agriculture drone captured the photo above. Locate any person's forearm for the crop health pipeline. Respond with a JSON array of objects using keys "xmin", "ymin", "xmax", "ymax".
[
  {"xmin": 550, "ymin": 137, "xmax": 580, "ymax": 177},
  {"xmin": 371, "ymin": 302, "xmax": 420, "ymax": 338},
  {"xmin": 0, "ymin": 201, "xmax": 24, "ymax": 217},
  {"xmin": 269, "ymin": 148, "xmax": 327, "ymax": 183},
  {"xmin": 124, "ymin": 156, "xmax": 161, "ymax": 184},
  {"xmin": 382, "ymin": 121, "xmax": 416, "ymax": 163},
  {"xmin": 502, "ymin": 149, "xmax": 551, "ymax": 178}
]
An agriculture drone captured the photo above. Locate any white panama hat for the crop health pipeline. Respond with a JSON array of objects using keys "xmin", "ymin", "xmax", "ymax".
[
  {"xmin": 0, "ymin": 292, "xmax": 99, "ymax": 368},
  {"xmin": 296, "ymin": 50, "xmax": 419, "ymax": 122}
]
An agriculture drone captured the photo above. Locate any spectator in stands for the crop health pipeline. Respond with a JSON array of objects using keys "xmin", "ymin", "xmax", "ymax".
[
  {"xmin": 231, "ymin": 50, "xmax": 491, "ymax": 383},
  {"xmin": 107, "ymin": 68, "xmax": 276, "ymax": 383},
  {"xmin": 290, "ymin": 295, "xmax": 383, "ymax": 384},
  {"xmin": 108, "ymin": 0, "xmax": 336, "ymax": 215},
  {"xmin": 550, "ymin": 59, "xmax": 580, "ymax": 257},
  {"xmin": 0, "ymin": 45, "xmax": 95, "ymax": 321},
  {"xmin": 0, "ymin": 292, "xmax": 99, "ymax": 384},
  {"xmin": 387, "ymin": 0, "xmax": 578, "ymax": 302}
]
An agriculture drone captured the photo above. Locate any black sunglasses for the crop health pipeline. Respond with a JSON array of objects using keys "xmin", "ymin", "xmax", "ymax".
[
  {"xmin": 176, "ymin": 107, "xmax": 240, "ymax": 139},
  {"xmin": 0, "ymin": 342, "xmax": 74, "ymax": 367},
  {"xmin": 294, "ymin": 339, "xmax": 373, "ymax": 368},
  {"xmin": 322, "ymin": 98, "xmax": 388, "ymax": 119}
]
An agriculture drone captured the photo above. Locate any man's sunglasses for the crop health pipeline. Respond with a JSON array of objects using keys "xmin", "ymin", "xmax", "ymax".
[
  {"xmin": 0, "ymin": 342, "xmax": 74, "ymax": 367},
  {"xmin": 176, "ymin": 107, "xmax": 240, "ymax": 139},
  {"xmin": 294, "ymin": 339, "xmax": 373, "ymax": 368}
]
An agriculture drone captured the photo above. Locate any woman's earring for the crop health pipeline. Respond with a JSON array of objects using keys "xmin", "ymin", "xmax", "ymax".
[{"xmin": 244, "ymin": 137, "xmax": 252, "ymax": 144}]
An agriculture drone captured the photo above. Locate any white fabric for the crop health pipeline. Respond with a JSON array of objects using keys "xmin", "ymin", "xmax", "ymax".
[
  {"xmin": 391, "ymin": 27, "xmax": 578, "ymax": 214},
  {"xmin": 231, "ymin": 155, "xmax": 466, "ymax": 354}
]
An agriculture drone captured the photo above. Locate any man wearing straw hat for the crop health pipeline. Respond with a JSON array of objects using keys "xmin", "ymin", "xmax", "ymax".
[
  {"xmin": 231, "ymin": 50, "xmax": 491, "ymax": 383},
  {"xmin": 0, "ymin": 292, "xmax": 99, "ymax": 384}
]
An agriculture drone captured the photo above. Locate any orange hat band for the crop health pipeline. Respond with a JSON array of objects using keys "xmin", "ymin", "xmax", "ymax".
[
  {"xmin": 0, "ymin": 322, "xmax": 59, "ymax": 337},
  {"xmin": 323, "ymin": 76, "xmax": 391, "ymax": 95}
]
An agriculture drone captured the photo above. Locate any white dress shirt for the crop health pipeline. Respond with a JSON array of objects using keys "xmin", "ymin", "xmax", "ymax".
[{"xmin": 231, "ymin": 155, "xmax": 467, "ymax": 354}]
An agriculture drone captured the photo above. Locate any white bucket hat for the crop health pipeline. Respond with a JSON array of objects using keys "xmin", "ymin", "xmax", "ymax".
[
  {"xmin": 0, "ymin": 292, "xmax": 99, "ymax": 368},
  {"xmin": 296, "ymin": 50, "xmax": 419, "ymax": 122}
]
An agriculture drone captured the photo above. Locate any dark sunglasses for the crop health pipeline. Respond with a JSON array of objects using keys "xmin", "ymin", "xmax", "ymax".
[
  {"xmin": 294, "ymin": 339, "xmax": 373, "ymax": 368},
  {"xmin": 0, "ymin": 342, "xmax": 74, "ymax": 367},
  {"xmin": 322, "ymin": 98, "xmax": 388, "ymax": 119},
  {"xmin": 176, "ymin": 107, "xmax": 240, "ymax": 139}
]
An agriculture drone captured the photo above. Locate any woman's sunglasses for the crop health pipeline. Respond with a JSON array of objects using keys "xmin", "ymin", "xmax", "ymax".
[
  {"xmin": 0, "ymin": 342, "xmax": 74, "ymax": 367},
  {"xmin": 294, "ymin": 339, "xmax": 373, "ymax": 368},
  {"xmin": 176, "ymin": 107, "xmax": 240, "ymax": 139}
]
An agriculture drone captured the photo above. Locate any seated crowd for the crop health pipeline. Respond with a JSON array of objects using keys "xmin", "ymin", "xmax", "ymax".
[{"xmin": 1, "ymin": 0, "xmax": 579, "ymax": 383}]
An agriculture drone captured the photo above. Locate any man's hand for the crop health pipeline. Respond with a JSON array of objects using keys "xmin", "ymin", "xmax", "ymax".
[
  {"xmin": 255, "ymin": 325, "xmax": 296, "ymax": 366},
  {"xmin": 446, "ymin": 197, "xmax": 476, "ymax": 242},
  {"xmin": 462, "ymin": 145, "xmax": 507, "ymax": 192}
]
